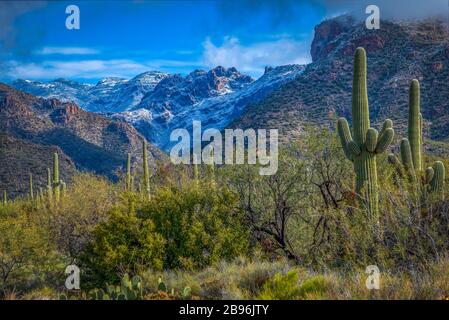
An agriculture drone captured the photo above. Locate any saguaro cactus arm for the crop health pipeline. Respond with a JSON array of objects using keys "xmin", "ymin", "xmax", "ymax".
[
  {"xmin": 337, "ymin": 117, "xmax": 354, "ymax": 160},
  {"xmin": 400, "ymin": 139, "xmax": 414, "ymax": 172},
  {"xmin": 366, "ymin": 128, "xmax": 378, "ymax": 152},
  {"xmin": 375, "ymin": 126, "xmax": 394, "ymax": 154},
  {"xmin": 429, "ymin": 161, "xmax": 445, "ymax": 194},
  {"xmin": 425, "ymin": 167, "xmax": 434, "ymax": 184}
]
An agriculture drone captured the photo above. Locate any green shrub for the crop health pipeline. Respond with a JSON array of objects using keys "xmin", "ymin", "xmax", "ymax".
[
  {"xmin": 140, "ymin": 182, "xmax": 250, "ymax": 270},
  {"xmin": 81, "ymin": 207, "xmax": 165, "ymax": 287},
  {"xmin": 258, "ymin": 270, "xmax": 301, "ymax": 300},
  {"xmin": 298, "ymin": 275, "xmax": 330, "ymax": 299}
]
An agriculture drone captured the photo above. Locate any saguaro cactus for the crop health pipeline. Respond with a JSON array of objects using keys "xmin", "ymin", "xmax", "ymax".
[
  {"xmin": 408, "ymin": 80, "xmax": 422, "ymax": 174},
  {"xmin": 388, "ymin": 80, "xmax": 445, "ymax": 198},
  {"xmin": 2, "ymin": 190, "xmax": 7, "ymax": 205},
  {"xmin": 126, "ymin": 153, "xmax": 132, "ymax": 191},
  {"xmin": 47, "ymin": 168, "xmax": 53, "ymax": 203},
  {"xmin": 29, "ymin": 173, "xmax": 34, "ymax": 201},
  {"xmin": 337, "ymin": 47, "xmax": 394, "ymax": 220},
  {"xmin": 61, "ymin": 180, "xmax": 67, "ymax": 198},
  {"xmin": 53, "ymin": 153, "xmax": 60, "ymax": 202},
  {"xmin": 142, "ymin": 140, "xmax": 150, "ymax": 200}
]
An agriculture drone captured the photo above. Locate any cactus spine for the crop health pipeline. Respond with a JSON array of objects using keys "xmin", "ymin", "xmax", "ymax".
[
  {"xmin": 337, "ymin": 47, "xmax": 394, "ymax": 222},
  {"xmin": 389, "ymin": 80, "xmax": 445, "ymax": 198},
  {"xmin": 53, "ymin": 153, "xmax": 60, "ymax": 202},
  {"xmin": 142, "ymin": 140, "xmax": 150, "ymax": 200}
]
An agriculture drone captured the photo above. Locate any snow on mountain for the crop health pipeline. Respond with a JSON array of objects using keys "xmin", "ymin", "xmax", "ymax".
[
  {"xmin": 10, "ymin": 65, "xmax": 305, "ymax": 151},
  {"xmin": 11, "ymin": 78, "xmax": 94, "ymax": 108},
  {"xmin": 114, "ymin": 64, "xmax": 305, "ymax": 151},
  {"xmin": 11, "ymin": 71, "xmax": 168, "ymax": 113}
]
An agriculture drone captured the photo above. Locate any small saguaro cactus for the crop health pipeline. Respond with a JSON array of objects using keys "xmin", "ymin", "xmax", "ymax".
[
  {"xmin": 337, "ymin": 47, "xmax": 395, "ymax": 221},
  {"xmin": 53, "ymin": 153, "xmax": 60, "ymax": 202},
  {"xmin": 61, "ymin": 180, "xmax": 67, "ymax": 198},
  {"xmin": 126, "ymin": 153, "xmax": 132, "ymax": 191},
  {"xmin": 142, "ymin": 140, "xmax": 151, "ymax": 200},
  {"xmin": 3, "ymin": 190, "xmax": 7, "ymax": 205},
  {"xmin": 29, "ymin": 172, "xmax": 34, "ymax": 201},
  {"xmin": 388, "ymin": 80, "xmax": 445, "ymax": 198},
  {"xmin": 47, "ymin": 168, "xmax": 53, "ymax": 204}
]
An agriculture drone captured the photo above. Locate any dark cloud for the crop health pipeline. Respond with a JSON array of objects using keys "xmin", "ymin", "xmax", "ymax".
[
  {"xmin": 215, "ymin": 0, "xmax": 449, "ymax": 23},
  {"xmin": 319, "ymin": 0, "xmax": 449, "ymax": 21}
]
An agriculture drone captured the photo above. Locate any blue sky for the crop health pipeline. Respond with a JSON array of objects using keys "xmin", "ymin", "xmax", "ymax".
[
  {"xmin": 0, "ymin": 0, "xmax": 446, "ymax": 83},
  {"xmin": 0, "ymin": 0, "xmax": 328, "ymax": 82}
]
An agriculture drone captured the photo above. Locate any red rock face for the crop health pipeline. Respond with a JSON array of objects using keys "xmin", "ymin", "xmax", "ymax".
[
  {"xmin": 51, "ymin": 103, "xmax": 80, "ymax": 124},
  {"xmin": 64, "ymin": 102, "xmax": 80, "ymax": 115},
  {"xmin": 310, "ymin": 17, "xmax": 354, "ymax": 61},
  {"xmin": 341, "ymin": 35, "xmax": 386, "ymax": 58},
  {"xmin": 46, "ymin": 98, "xmax": 61, "ymax": 108}
]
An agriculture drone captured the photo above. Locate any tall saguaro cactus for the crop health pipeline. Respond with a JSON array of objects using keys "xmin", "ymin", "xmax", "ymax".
[
  {"xmin": 408, "ymin": 80, "xmax": 422, "ymax": 174},
  {"xmin": 53, "ymin": 153, "xmax": 60, "ymax": 203},
  {"xmin": 142, "ymin": 140, "xmax": 151, "ymax": 200},
  {"xmin": 388, "ymin": 79, "xmax": 445, "ymax": 198},
  {"xmin": 337, "ymin": 47, "xmax": 394, "ymax": 220}
]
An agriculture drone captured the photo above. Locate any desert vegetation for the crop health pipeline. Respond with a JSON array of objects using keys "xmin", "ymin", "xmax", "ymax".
[{"xmin": 1, "ymin": 48, "xmax": 449, "ymax": 300}]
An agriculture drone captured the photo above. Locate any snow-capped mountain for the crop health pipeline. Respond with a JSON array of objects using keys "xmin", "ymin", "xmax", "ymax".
[
  {"xmin": 12, "ymin": 78, "xmax": 94, "ymax": 108},
  {"xmin": 11, "ymin": 65, "xmax": 305, "ymax": 151},
  {"xmin": 11, "ymin": 71, "xmax": 169, "ymax": 113},
  {"xmin": 114, "ymin": 64, "xmax": 305, "ymax": 150}
]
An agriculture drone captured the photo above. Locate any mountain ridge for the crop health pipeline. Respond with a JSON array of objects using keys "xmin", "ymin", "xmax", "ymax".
[
  {"xmin": 230, "ymin": 17, "xmax": 449, "ymax": 144},
  {"xmin": 0, "ymin": 83, "xmax": 163, "ymax": 196}
]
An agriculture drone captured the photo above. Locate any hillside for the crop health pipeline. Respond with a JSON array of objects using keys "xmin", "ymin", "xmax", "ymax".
[
  {"xmin": 231, "ymin": 16, "xmax": 449, "ymax": 145},
  {"xmin": 0, "ymin": 83, "xmax": 163, "ymax": 195},
  {"xmin": 10, "ymin": 65, "xmax": 306, "ymax": 151},
  {"xmin": 0, "ymin": 134, "xmax": 77, "ymax": 198}
]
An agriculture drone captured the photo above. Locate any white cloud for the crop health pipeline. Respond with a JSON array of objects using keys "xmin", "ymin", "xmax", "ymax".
[
  {"xmin": 4, "ymin": 57, "xmax": 202, "ymax": 80},
  {"xmin": 202, "ymin": 36, "xmax": 311, "ymax": 77},
  {"xmin": 35, "ymin": 46, "xmax": 100, "ymax": 55},
  {"xmin": 7, "ymin": 59, "xmax": 151, "ymax": 79}
]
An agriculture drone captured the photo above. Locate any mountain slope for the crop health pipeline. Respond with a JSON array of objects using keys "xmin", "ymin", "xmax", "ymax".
[
  {"xmin": 11, "ymin": 71, "xmax": 169, "ymax": 113},
  {"xmin": 0, "ymin": 133, "xmax": 77, "ymax": 198},
  {"xmin": 115, "ymin": 64, "xmax": 305, "ymax": 150},
  {"xmin": 231, "ymin": 16, "xmax": 449, "ymax": 144},
  {"xmin": 10, "ymin": 65, "xmax": 306, "ymax": 151},
  {"xmin": 0, "ymin": 83, "xmax": 163, "ymax": 195}
]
